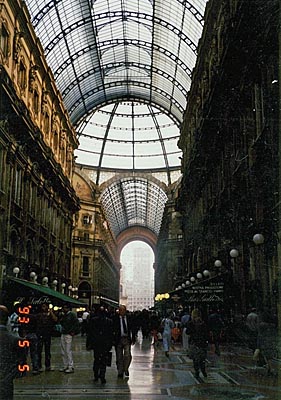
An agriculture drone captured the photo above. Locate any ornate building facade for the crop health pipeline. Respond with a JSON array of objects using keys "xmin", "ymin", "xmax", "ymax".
[
  {"xmin": 72, "ymin": 169, "xmax": 119, "ymax": 307},
  {"xmin": 0, "ymin": 0, "xmax": 79, "ymax": 295},
  {"xmin": 177, "ymin": 0, "xmax": 279, "ymax": 315},
  {"xmin": 155, "ymin": 181, "xmax": 183, "ymax": 296}
]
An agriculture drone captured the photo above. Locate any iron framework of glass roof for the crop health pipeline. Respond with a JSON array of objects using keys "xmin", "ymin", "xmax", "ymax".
[
  {"xmin": 24, "ymin": 0, "xmax": 208, "ymax": 237},
  {"xmin": 75, "ymin": 102, "xmax": 181, "ymax": 181},
  {"xmin": 100, "ymin": 177, "xmax": 168, "ymax": 237}
]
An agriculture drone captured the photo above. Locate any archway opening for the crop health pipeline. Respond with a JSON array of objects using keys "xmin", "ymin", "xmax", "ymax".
[{"xmin": 120, "ymin": 240, "xmax": 155, "ymax": 312}]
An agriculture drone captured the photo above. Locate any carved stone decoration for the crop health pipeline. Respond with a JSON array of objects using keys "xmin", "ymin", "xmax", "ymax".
[
  {"xmin": 51, "ymin": 110, "xmax": 59, "ymax": 132},
  {"xmin": 66, "ymin": 144, "xmax": 72, "ymax": 161},
  {"xmin": 59, "ymin": 130, "xmax": 66, "ymax": 150},
  {"xmin": 29, "ymin": 64, "xmax": 39, "ymax": 92},
  {"xmin": 13, "ymin": 29, "xmax": 24, "ymax": 63},
  {"xmin": 0, "ymin": 119, "xmax": 9, "ymax": 132},
  {"xmin": 0, "ymin": 18, "xmax": 11, "ymax": 65},
  {"xmin": 41, "ymin": 89, "xmax": 49, "ymax": 113}
]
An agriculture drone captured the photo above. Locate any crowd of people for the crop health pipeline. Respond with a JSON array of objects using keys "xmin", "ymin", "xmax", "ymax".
[{"xmin": 0, "ymin": 301, "xmax": 279, "ymax": 398}]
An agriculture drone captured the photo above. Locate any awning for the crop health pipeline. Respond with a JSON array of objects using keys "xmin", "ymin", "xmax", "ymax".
[
  {"xmin": 100, "ymin": 295, "xmax": 119, "ymax": 309},
  {"xmin": 4, "ymin": 277, "xmax": 86, "ymax": 307}
]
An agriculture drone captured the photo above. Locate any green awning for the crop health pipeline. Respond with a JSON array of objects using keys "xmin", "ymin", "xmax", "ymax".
[
  {"xmin": 5, "ymin": 277, "xmax": 85, "ymax": 307},
  {"xmin": 100, "ymin": 295, "xmax": 119, "ymax": 309}
]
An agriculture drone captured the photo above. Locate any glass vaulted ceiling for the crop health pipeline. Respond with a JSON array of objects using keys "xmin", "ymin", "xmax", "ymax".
[{"xmin": 24, "ymin": 0, "xmax": 208, "ymax": 236}]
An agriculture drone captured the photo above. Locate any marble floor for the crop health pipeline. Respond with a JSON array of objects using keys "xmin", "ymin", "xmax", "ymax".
[{"xmin": 14, "ymin": 332, "xmax": 281, "ymax": 399}]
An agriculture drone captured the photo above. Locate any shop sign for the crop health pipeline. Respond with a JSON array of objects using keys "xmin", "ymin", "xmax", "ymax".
[
  {"xmin": 184, "ymin": 281, "xmax": 224, "ymax": 303},
  {"xmin": 15, "ymin": 296, "xmax": 51, "ymax": 305}
]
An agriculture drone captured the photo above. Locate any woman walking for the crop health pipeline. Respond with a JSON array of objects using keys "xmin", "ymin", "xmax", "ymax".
[{"xmin": 161, "ymin": 313, "xmax": 175, "ymax": 357}]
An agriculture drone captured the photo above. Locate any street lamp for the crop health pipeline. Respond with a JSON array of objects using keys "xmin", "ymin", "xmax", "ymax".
[
  {"xmin": 30, "ymin": 271, "xmax": 37, "ymax": 282},
  {"xmin": 13, "ymin": 267, "xmax": 20, "ymax": 278},
  {"xmin": 190, "ymin": 276, "xmax": 196, "ymax": 283},
  {"xmin": 214, "ymin": 259, "xmax": 222, "ymax": 268},
  {"xmin": 52, "ymin": 279, "xmax": 58, "ymax": 291},
  {"xmin": 42, "ymin": 277, "xmax": 48, "ymax": 286},
  {"xmin": 230, "ymin": 249, "xmax": 239, "ymax": 258},
  {"xmin": 203, "ymin": 270, "xmax": 210, "ymax": 277},
  {"xmin": 196, "ymin": 272, "xmax": 203, "ymax": 279},
  {"xmin": 253, "ymin": 233, "xmax": 264, "ymax": 245},
  {"xmin": 61, "ymin": 282, "xmax": 66, "ymax": 294}
]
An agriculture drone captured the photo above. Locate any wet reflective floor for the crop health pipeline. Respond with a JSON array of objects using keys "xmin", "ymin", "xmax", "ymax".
[{"xmin": 14, "ymin": 333, "xmax": 281, "ymax": 399}]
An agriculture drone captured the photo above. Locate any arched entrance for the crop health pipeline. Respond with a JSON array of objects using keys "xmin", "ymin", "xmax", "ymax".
[
  {"xmin": 119, "ymin": 240, "xmax": 155, "ymax": 312},
  {"xmin": 78, "ymin": 281, "xmax": 92, "ymax": 306}
]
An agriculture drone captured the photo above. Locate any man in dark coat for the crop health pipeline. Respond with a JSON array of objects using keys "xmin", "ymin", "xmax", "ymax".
[
  {"xmin": 86, "ymin": 306, "xmax": 113, "ymax": 384},
  {"xmin": 112, "ymin": 305, "xmax": 137, "ymax": 379},
  {"xmin": 0, "ymin": 305, "xmax": 26, "ymax": 399},
  {"xmin": 37, "ymin": 302, "xmax": 57, "ymax": 371},
  {"xmin": 186, "ymin": 309, "xmax": 209, "ymax": 379}
]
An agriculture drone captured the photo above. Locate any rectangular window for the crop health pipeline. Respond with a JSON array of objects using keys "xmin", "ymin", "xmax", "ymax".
[
  {"xmin": 177, "ymin": 256, "xmax": 183, "ymax": 275},
  {"xmin": 0, "ymin": 146, "xmax": 5, "ymax": 190},
  {"xmin": 82, "ymin": 256, "xmax": 89, "ymax": 276},
  {"xmin": 33, "ymin": 90, "xmax": 39, "ymax": 115},
  {"xmin": 254, "ymin": 84, "xmax": 264, "ymax": 138},
  {"xmin": 83, "ymin": 215, "xmax": 92, "ymax": 225},
  {"xmin": 14, "ymin": 168, "xmax": 22, "ymax": 205},
  {"xmin": 18, "ymin": 60, "xmax": 27, "ymax": 91},
  {"xmin": 44, "ymin": 112, "xmax": 50, "ymax": 134},
  {"xmin": 28, "ymin": 183, "xmax": 36, "ymax": 219},
  {"xmin": 0, "ymin": 23, "xmax": 9, "ymax": 58}
]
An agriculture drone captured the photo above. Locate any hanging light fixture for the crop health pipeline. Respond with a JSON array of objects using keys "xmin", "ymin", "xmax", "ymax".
[
  {"xmin": 30, "ymin": 271, "xmax": 36, "ymax": 281},
  {"xmin": 42, "ymin": 277, "xmax": 48, "ymax": 286},
  {"xmin": 230, "ymin": 249, "xmax": 239, "ymax": 258},
  {"xmin": 253, "ymin": 233, "xmax": 264, "ymax": 245}
]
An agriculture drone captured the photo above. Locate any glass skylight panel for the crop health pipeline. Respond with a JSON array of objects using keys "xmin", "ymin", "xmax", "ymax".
[
  {"xmin": 102, "ymin": 154, "xmax": 133, "ymax": 169},
  {"xmin": 173, "ymin": 86, "xmax": 188, "ymax": 107},
  {"xmin": 167, "ymin": 152, "xmax": 182, "ymax": 167},
  {"xmin": 135, "ymin": 141, "xmax": 163, "ymax": 157},
  {"xmin": 72, "ymin": 55, "xmax": 93, "ymax": 77},
  {"xmin": 75, "ymin": 150, "xmax": 100, "ymax": 167},
  {"xmin": 153, "ymin": 30, "xmax": 178, "ymax": 54},
  {"xmin": 102, "ymin": 47, "xmax": 126, "ymax": 65},
  {"xmin": 151, "ymin": 91, "xmax": 171, "ymax": 108},
  {"xmin": 79, "ymin": 131, "xmax": 102, "ymax": 149},
  {"xmin": 156, "ymin": 1, "xmax": 182, "ymax": 25},
  {"xmin": 35, "ymin": 15, "xmax": 58, "ymax": 49},
  {"xmin": 24, "ymin": 0, "xmax": 43, "ymax": 18},
  {"xmin": 123, "ymin": 0, "xmax": 141, "ymax": 12},
  {"xmin": 104, "ymin": 140, "xmax": 133, "ymax": 157},
  {"xmin": 127, "ymin": 19, "xmax": 151, "ymax": 39}
]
